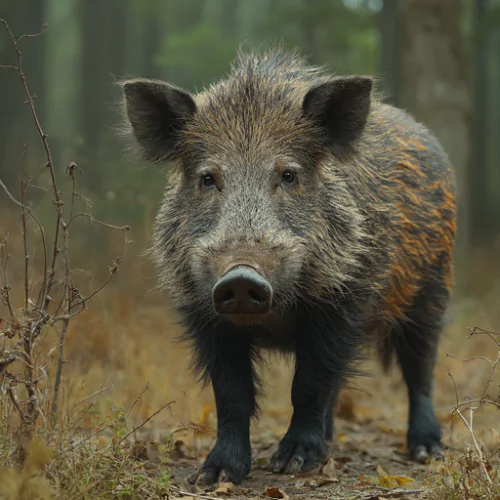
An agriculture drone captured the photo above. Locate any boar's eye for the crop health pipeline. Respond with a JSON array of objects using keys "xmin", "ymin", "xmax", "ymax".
[
  {"xmin": 201, "ymin": 173, "xmax": 216, "ymax": 189},
  {"xmin": 281, "ymin": 170, "xmax": 297, "ymax": 185}
]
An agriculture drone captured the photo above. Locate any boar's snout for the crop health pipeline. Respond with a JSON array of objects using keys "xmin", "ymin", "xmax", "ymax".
[{"xmin": 212, "ymin": 265, "xmax": 272, "ymax": 319}]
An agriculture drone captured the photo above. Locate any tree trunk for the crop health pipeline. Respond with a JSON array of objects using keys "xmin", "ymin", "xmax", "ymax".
[
  {"xmin": 471, "ymin": 0, "xmax": 490, "ymax": 244},
  {"xmin": 379, "ymin": 0, "xmax": 402, "ymax": 106},
  {"xmin": 399, "ymin": 0, "xmax": 473, "ymax": 270},
  {"xmin": 77, "ymin": 0, "xmax": 129, "ymax": 192},
  {"xmin": 490, "ymin": 15, "xmax": 500, "ymax": 226}
]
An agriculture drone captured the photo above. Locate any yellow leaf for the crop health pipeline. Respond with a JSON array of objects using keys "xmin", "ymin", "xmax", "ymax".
[
  {"xmin": 213, "ymin": 481, "xmax": 235, "ymax": 496},
  {"xmin": 376, "ymin": 465, "xmax": 417, "ymax": 489}
]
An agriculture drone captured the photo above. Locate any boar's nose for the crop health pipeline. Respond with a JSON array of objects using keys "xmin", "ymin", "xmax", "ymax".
[{"xmin": 212, "ymin": 266, "xmax": 272, "ymax": 315}]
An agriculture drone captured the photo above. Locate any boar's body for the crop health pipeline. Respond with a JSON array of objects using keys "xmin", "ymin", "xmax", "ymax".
[{"xmin": 121, "ymin": 49, "xmax": 456, "ymax": 486}]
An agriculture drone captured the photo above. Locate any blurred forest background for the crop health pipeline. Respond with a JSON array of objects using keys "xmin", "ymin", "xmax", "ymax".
[
  {"xmin": 1, "ymin": 0, "xmax": 500, "ymax": 293},
  {"xmin": 1, "ymin": 2, "xmax": 500, "ymax": 496}
]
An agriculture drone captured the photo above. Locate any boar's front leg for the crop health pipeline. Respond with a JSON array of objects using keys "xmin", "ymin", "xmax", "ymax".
[
  {"xmin": 269, "ymin": 304, "xmax": 363, "ymax": 474},
  {"xmin": 189, "ymin": 326, "xmax": 257, "ymax": 486}
]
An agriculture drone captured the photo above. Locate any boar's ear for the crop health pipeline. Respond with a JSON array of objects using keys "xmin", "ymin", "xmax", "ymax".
[
  {"xmin": 122, "ymin": 79, "xmax": 196, "ymax": 162},
  {"xmin": 302, "ymin": 76, "xmax": 372, "ymax": 149}
]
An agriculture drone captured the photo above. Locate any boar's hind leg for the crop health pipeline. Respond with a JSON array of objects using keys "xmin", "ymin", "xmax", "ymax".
[
  {"xmin": 269, "ymin": 306, "xmax": 363, "ymax": 474},
  {"xmin": 189, "ymin": 327, "xmax": 257, "ymax": 486},
  {"xmin": 393, "ymin": 279, "xmax": 448, "ymax": 464}
]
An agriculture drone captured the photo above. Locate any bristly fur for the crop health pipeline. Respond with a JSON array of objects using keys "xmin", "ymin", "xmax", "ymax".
[
  {"xmin": 119, "ymin": 46, "xmax": 457, "ymax": 484},
  {"xmin": 141, "ymin": 47, "xmax": 456, "ymax": 334}
]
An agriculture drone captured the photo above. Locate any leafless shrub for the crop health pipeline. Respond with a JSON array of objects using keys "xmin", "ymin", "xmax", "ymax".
[
  {"xmin": 0, "ymin": 18, "xmax": 129, "ymax": 457},
  {"xmin": 436, "ymin": 326, "xmax": 500, "ymax": 498}
]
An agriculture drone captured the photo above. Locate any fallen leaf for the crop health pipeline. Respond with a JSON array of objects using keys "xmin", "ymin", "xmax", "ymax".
[
  {"xmin": 320, "ymin": 457, "xmax": 338, "ymax": 479},
  {"xmin": 214, "ymin": 481, "xmax": 235, "ymax": 496},
  {"xmin": 317, "ymin": 477, "xmax": 339, "ymax": 486},
  {"xmin": 376, "ymin": 465, "xmax": 417, "ymax": 489},
  {"xmin": 264, "ymin": 486, "xmax": 289, "ymax": 499}
]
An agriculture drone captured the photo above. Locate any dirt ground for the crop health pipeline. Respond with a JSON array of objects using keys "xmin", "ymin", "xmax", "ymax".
[
  {"xmin": 166, "ymin": 418, "xmax": 446, "ymax": 500},
  {"xmin": 100, "ymin": 294, "xmax": 499, "ymax": 500}
]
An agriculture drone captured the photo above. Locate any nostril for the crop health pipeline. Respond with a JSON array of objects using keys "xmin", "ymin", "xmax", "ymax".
[
  {"xmin": 248, "ymin": 289, "xmax": 265, "ymax": 304},
  {"xmin": 218, "ymin": 289, "xmax": 235, "ymax": 305}
]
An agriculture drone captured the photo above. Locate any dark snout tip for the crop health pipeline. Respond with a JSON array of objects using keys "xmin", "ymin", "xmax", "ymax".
[{"xmin": 212, "ymin": 265, "xmax": 272, "ymax": 318}]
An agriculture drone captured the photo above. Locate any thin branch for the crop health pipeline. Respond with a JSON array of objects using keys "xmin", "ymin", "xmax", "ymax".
[
  {"xmin": 448, "ymin": 371, "xmax": 493, "ymax": 487},
  {"xmin": 51, "ymin": 320, "xmax": 68, "ymax": 420},
  {"xmin": 0, "ymin": 18, "xmax": 62, "ymax": 311},
  {"xmin": 170, "ymin": 488, "xmax": 220, "ymax": 500},
  {"xmin": 67, "ymin": 212, "xmax": 130, "ymax": 231},
  {"xmin": 468, "ymin": 326, "xmax": 500, "ymax": 348},
  {"xmin": 16, "ymin": 23, "xmax": 47, "ymax": 42},
  {"xmin": 7, "ymin": 387, "xmax": 28, "ymax": 422},
  {"xmin": 469, "ymin": 326, "xmax": 500, "ymax": 337},
  {"xmin": 479, "ymin": 351, "xmax": 500, "ymax": 410},
  {"xmin": 51, "ymin": 209, "xmax": 72, "ymax": 421},
  {"xmin": 117, "ymin": 400, "xmax": 175, "ymax": 447},
  {"xmin": 20, "ymin": 144, "xmax": 29, "ymax": 310},
  {"xmin": 72, "ymin": 258, "xmax": 123, "ymax": 310},
  {"xmin": 451, "ymin": 397, "xmax": 500, "ymax": 411},
  {"xmin": 0, "ymin": 178, "xmax": 48, "ymax": 299},
  {"xmin": 125, "ymin": 382, "xmax": 149, "ymax": 420},
  {"xmin": 445, "ymin": 353, "xmax": 493, "ymax": 364},
  {"xmin": 49, "ymin": 309, "xmax": 86, "ymax": 325}
]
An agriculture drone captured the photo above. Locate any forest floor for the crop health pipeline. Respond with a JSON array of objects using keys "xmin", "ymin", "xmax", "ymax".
[
  {"xmin": 169, "ymin": 418, "xmax": 450, "ymax": 500},
  {"xmin": 2, "ymin": 251, "xmax": 500, "ymax": 499}
]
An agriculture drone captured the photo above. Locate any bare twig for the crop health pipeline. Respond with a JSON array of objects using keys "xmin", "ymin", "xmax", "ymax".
[
  {"xmin": 468, "ymin": 326, "xmax": 500, "ymax": 348},
  {"xmin": 479, "ymin": 351, "xmax": 500, "ymax": 409},
  {"xmin": 170, "ymin": 488, "xmax": 219, "ymax": 500},
  {"xmin": 0, "ymin": 178, "xmax": 48, "ymax": 282},
  {"xmin": 67, "ymin": 212, "xmax": 130, "ymax": 231},
  {"xmin": 14, "ymin": 23, "xmax": 47, "ymax": 43},
  {"xmin": 7, "ymin": 387, "xmax": 28, "ymax": 422},
  {"xmin": 20, "ymin": 144, "xmax": 29, "ymax": 311},
  {"xmin": 448, "ymin": 370, "xmax": 493, "ymax": 487},
  {"xmin": 117, "ymin": 400, "xmax": 175, "ymax": 448},
  {"xmin": 72, "ymin": 256, "xmax": 125, "ymax": 309},
  {"xmin": 445, "ymin": 353, "xmax": 493, "ymax": 364},
  {"xmin": 452, "ymin": 397, "xmax": 500, "ymax": 411},
  {"xmin": 468, "ymin": 326, "xmax": 500, "ymax": 337},
  {"xmin": 125, "ymin": 382, "xmax": 149, "ymax": 420},
  {"xmin": 0, "ymin": 18, "xmax": 61, "ymax": 312},
  {"xmin": 50, "ymin": 321, "xmax": 68, "ymax": 420}
]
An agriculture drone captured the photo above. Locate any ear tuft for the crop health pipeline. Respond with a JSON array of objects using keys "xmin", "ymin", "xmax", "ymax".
[
  {"xmin": 303, "ymin": 76, "xmax": 373, "ymax": 149},
  {"xmin": 121, "ymin": 79, "xmax": 196, "ymax": 162}
]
